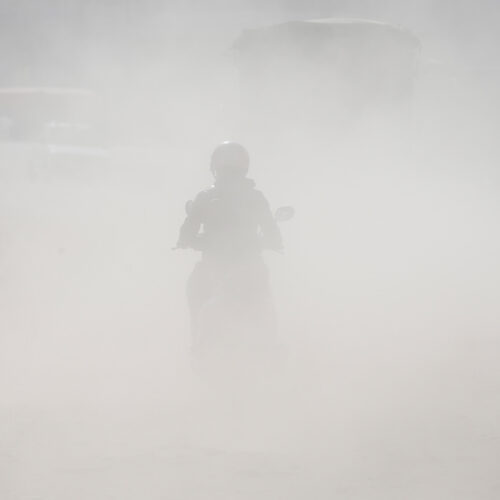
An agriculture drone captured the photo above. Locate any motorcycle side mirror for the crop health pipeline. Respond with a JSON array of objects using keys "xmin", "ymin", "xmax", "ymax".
[
  {"xmin": 185, "ymin": 200, "xmax": 193, "ymax": 215},
  {"xmin": 275, "ymin": 206, "xmax": 295, "ymax": 222}
]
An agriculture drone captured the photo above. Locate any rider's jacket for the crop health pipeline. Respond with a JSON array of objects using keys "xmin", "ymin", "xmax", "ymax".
[{"xmin": 177, "ymin": 177, "xmax": 282, "ymax": 259}]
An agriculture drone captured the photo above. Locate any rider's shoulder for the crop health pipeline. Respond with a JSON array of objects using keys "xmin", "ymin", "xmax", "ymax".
[
  {"xmin": 250, "ymin": 186, "xmax": 270, "ymax": 205},
  {"xmin": 244, "ymin": 179, "xmax": 266, "ymax": 198},
  {"xmin": 197, "ymin": 179, "xmax": 266, "ymax": 202}
]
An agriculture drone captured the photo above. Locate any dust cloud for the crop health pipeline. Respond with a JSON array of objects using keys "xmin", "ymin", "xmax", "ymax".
[{"xmin": 0, "ymin": 1, "xmax": 499, "ymax": 499}]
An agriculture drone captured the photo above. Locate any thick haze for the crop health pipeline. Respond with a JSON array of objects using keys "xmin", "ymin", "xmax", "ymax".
[{"xmin": 1, "ymin": 1, "xmax": 499, "ymax": 499}]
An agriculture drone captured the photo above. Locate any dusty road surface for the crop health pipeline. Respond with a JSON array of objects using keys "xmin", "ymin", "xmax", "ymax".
[{"xmin": 1, "ymin": 155, "xmax": 499, "ymax": 500}]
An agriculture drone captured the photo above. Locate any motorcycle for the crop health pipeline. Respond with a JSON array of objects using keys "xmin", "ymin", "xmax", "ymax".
[{"xmin": 181, "ymin": 204, "xmax": 294, "ymax": 379}]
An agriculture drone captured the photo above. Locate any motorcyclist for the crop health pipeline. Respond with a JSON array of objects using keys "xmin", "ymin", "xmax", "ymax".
[{"xmin": 176, "ymin": 141, "xmax": 283, "ymax": 346}]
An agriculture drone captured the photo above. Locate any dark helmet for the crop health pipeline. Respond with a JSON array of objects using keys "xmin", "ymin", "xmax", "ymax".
[{"xmin": 210, "ymin": 141, "xmax": 250, "ymax": 178}]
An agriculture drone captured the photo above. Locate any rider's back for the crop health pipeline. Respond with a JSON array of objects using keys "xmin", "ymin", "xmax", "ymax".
[{"xmin": 188, "ymin": 178, "xmax": 279, "ymax": 259}]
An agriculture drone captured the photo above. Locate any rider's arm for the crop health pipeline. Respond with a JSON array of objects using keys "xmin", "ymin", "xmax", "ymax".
[
  {"xmin": 256, "ymin": 192, "xmax": 283, "ymax": 251},
  {"xmin": 176, "ymin": 193, "xmax": 206, "ymax": 249}
]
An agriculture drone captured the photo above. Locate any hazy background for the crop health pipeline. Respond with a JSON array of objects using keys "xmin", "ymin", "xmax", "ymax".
[{"xmin": 0, "ymin": 1, "xmax": 499, "ymax": 499}]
